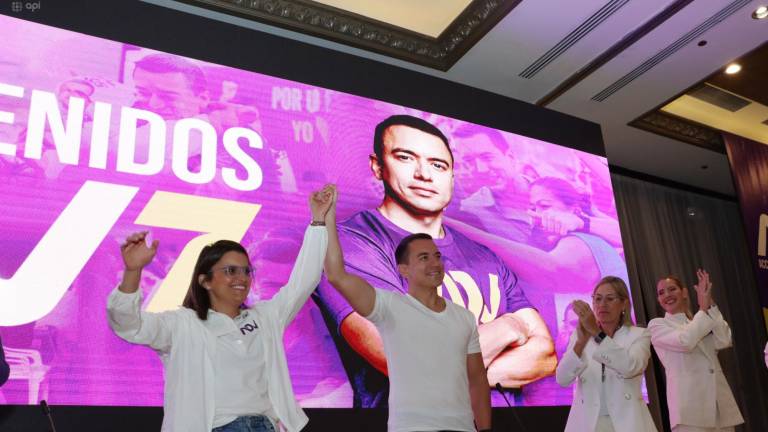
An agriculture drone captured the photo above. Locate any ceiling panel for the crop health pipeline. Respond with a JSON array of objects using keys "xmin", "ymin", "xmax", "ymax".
[{"xmin": 143, "ymin": 0, "xmax": 768, "ymax": 195}]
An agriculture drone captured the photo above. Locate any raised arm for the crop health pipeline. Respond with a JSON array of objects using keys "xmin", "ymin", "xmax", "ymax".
[
  {"xmin": 555, "ymin": 329, "xmax": 589, "ymax": 387},
  {"xmin": 269, "ymin": 186, "xmax": 332, "ymax": 327},
  {"xmin": 529, "ymin": 206, "xmax": 623, "ymax": 248},
  {"xmin": 649, "ymin": 269, "xmax": 720, "ymax": 352},
  {"xmin": 108, "ymin": 231, "xmax": 175, "ymax": 352},
  {"xmin": 648, "ymin": 312, "xmax": 715, "ymax": 353},
  {"xmin": 323, "ymin": 187, "xmax": 376, "ymax": 317},
  {"xmin": 695, "ymin": 269, "xmax": 732, "ymax": 350},
  {"xmin": 118, "ymin": 231, "xmax": 158, "ymax": 295},
  {"xmin": 593, "ymin": 328, "xmax": 651, "ymax": 378},
  {"xmin": 707, "ymin": 306, "xmax": 732, "ymax": 350}
]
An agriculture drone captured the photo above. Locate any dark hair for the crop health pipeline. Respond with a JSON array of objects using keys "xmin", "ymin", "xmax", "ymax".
[
  {"xmin": 182, "ymin": 240, "xmax": 249, "ymax": 320},
  {"xmin": 373, "ymin": 115, "xmax": 453, "ymax": 165},
  {"xmin": 452, "ymin": 124, "xmax": 510, "ymax": 153},
  {"xmin": 530, "ymin": 176, "xmax": 592, "ymax": 215},
  {"xmin": 134, "ymin": 53, "xmax": 208, "ymax": 95},
  {"xmin": 394, "ymin": 233, "xmax": 434, "ymax": 265}
]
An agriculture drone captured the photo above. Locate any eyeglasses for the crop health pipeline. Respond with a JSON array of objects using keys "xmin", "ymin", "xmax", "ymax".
[
  {"xmin": 210, "ymin": 265, "xmax": 254, "ymax": 277},
  {"xmin": 592, "ymin": 295, "xmax": 620, "ymax": 304}
]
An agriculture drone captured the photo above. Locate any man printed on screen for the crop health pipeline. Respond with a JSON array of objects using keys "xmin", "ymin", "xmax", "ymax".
[
  {"xmin": 313, "ymin": 115, "xmax": 556, "ymax": 408},
  {"xmin": 132, "ymin": 53, "xmax": 209, "ymax": 121},
  {"xmin": 130, "ymin": 53, "xmax": 276, "ymax": 196},
  {"xmin": 451, "ymin": 126, "xmax": 532, "ymax": 243}
]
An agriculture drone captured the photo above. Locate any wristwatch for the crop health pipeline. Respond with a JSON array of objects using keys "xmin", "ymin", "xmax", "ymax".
[
  {"xmin": 310, "ymin": 220, "xmax": 326, "ymax": 226},
  {"xmin": 593, "ymin": 331, "xmax": 606, "ymax": 344}
]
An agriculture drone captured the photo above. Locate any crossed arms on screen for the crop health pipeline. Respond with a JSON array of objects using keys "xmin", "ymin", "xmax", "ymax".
[{"xmin": 323, "ymin": 215, "xmax": 556, "ymax": 388}]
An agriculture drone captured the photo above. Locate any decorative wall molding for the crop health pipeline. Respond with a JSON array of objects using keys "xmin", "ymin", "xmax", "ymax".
[
  {"xmin": 182, "ymin": 0, "xmax": 523, "ymax": 71},
  {"xmin": 629, "ymin": 111, "xmax": 725, "ymax": 153}
]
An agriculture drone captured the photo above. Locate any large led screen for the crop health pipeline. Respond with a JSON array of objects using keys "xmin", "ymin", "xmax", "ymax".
[{"xmin": 0, "ymin": 15, "xmax": 631, "ymax": 408}]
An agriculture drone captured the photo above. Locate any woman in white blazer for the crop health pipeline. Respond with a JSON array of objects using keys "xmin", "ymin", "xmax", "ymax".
[
  {"xmin": 649, "ymin": 269, "xmax": 744, "ymax": 432},
  {"xmin": 108, "ymin": 186, "xmax": 333, "ymax": 432},
  {"xmin": 556, "ymin": 276, "xmax": 657, "ymax": 432}
]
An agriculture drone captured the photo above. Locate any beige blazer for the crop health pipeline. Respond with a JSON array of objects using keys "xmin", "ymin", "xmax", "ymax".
[
  {"xmin": 556, "ymin": 325, "xmax": 657, "ymax": 432},
  {"xmin": 648, "ymin": 306, "xmax": 743, "ymax": 429}
]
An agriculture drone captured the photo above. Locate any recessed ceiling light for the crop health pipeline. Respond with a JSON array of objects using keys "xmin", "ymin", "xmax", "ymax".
[
  {"xmin": 725, "ymin": 63, "xmax": 742, "ymax": 74},
  {"xmin": 753, "ymin": 5, "xmax": 768, "ymax": 19}
]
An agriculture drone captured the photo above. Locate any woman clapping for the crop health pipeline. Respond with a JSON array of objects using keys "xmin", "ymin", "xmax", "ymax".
[
  {"xmin": 650, "ymin": 269, "xmax": 743, "ymax": 432},
  {"xmin": 556, "ymin": 276, "xmax": 657, "ymax": 432}
]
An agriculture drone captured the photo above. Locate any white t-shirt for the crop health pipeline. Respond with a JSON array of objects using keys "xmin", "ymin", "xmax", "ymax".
[
  {"xmin": 208, "ymin": 309, "xmax": 276, "ymax": 428},
  {"xmin": 366, "ymin": 288, "xmax": 481, "ymax": 432}
]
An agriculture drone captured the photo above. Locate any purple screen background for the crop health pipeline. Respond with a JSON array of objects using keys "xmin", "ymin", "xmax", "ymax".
[{"xmin": 0, "ymin": 15, "xmax": 631, "ymax": 407}]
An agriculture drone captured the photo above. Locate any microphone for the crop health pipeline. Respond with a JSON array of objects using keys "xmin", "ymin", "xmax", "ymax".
[
  {"xmin": 494, "ymin": 383, "xmax": 512, "ymax": 406},
  {"xmin": 40, "ymin": 400, "xmax": 57, "ymax": 432},
  {"xmin": 494, "ymin": 383, "xmax": 528, "ymax": 432}
]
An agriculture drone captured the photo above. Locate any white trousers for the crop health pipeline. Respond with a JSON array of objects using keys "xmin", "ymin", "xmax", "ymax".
[{"xmin": 595, "ymin": 416, "xmax": 615, "ymax": 432}]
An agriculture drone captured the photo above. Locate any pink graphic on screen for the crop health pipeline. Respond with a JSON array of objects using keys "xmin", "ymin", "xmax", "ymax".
[{"xmin": 0, "ymin": 15, "xmax": 631, "ymax": 407}]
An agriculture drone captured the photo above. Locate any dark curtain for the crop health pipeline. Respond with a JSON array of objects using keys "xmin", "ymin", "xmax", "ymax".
[{"xmin": 612, "ymin": 173, "xmax": 768, "ymax": 432}]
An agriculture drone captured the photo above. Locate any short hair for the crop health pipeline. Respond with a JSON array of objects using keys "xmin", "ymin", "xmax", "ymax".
[
  {"xmin": 394, "ymin": 233, "xmax": 434, "ymax": 265},
  {"xmin": 593, "ymin": 276, "xmax": 634, "ymax": 327},
  {"xmin": 134, "ymin": 53, "xmax": 207, "ymax": 95},
  {"xmin": 373, "ymin": 115, "xmax": 453, "ymax": 165},
  {"xmin": 452, "ymin": 124, "xmax": 510, "ymax": 153},
  {"xmin": 182, "ymin": 240, "xmax": 249, "ymax": 320}
]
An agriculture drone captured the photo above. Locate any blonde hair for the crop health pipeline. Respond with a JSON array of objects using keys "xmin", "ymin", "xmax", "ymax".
[
  {"xmin": 594, "ymin": 276, "xmax": 634, "ymax": 327},
  {"xmin": 657, "ymin": 275, "xmax": 693, "ymax": 319}
]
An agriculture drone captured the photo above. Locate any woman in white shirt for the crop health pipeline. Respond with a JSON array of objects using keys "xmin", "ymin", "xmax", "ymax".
[
  {"xmin": 107, "ymin": 186, "xmax": 333, "ymax": 432},
  {"xmin": 649, "ymin": 269, "xmax": 743, "ymax": 432},
  {"xmin": 556, "ymin": 276, "xmax": 657, "ymax": 432}
]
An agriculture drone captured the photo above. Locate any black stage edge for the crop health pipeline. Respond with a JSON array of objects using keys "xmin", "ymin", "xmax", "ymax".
[{"xmin": 0, "ymin": 404, "xmax": 570, "ymax": 431}]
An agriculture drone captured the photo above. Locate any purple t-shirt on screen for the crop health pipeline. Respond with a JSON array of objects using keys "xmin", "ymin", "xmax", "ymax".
[{"xmin": 312, "ymin": 209, "xmax": 532, "ymax": 408}]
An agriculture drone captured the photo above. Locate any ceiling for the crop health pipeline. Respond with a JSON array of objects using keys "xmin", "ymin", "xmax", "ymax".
[
  {"xmin": 144, "ymin": 0, "xmax": 768, "ymax": 196},
  {"xmin": 311, "ymin": 0, "xmax": 472, "ymax": 38},
  {"xmin": 657, "ymin": 42, "xmax": 768, "ymax": 147}
]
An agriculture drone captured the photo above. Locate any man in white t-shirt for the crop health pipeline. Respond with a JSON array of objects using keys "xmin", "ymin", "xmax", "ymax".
[{"xmin": 323, "ymin": 187, "xmax": 491, "ymax": 432}]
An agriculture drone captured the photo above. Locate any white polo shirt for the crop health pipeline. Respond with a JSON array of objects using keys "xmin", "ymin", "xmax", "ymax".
[{"xmin": 207, "ymin": 309, "xmax": 277, "ymax": 428}]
